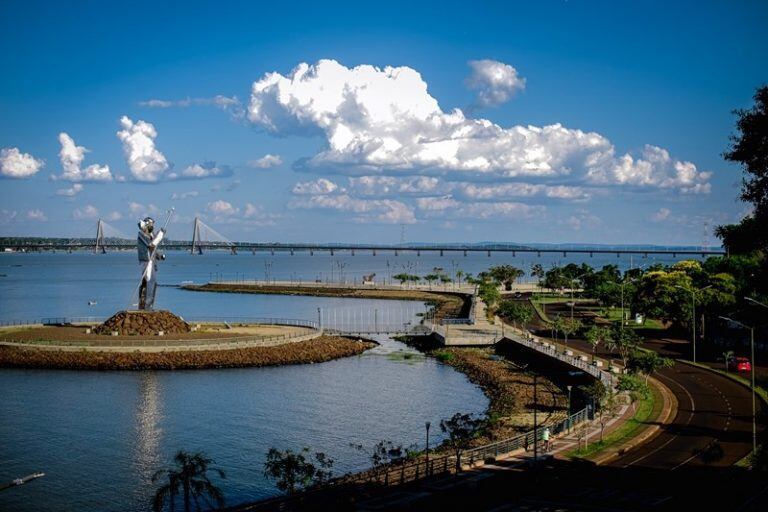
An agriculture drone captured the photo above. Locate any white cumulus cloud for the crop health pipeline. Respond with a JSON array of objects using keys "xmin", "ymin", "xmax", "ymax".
[
  {"xmin": 73, "ymin": 204, "xmax": 99, "ymax": 220},
  {"xmin": 292, "ymin": 178, "xmax": 339, "ymax": 195},
  {"xmin": 56, "ymin": 183, "xmax": 84, "ymax": 197},
  {"xmin": 247, "ymin": 60, "xmax": 710, "ymax": 194},
  {"xmin": 465, "ymin": 59, "xmax": 526, "ymax": 108},
  {"xmin": 170, "ymin": 191, "xmax": 199, "ymax": 200},
  {"xmin": 585, "ymin": 145, "xmax": 711, "ymax": 194},
  {"xmin": 140, "ymin": 95, "xmax": 242, "ymax": 113},
  {"xmin": 348, "ymin": 176, "xmax": 447, "ymax": 196},
  {"xmin": 206, "ymin": 200, "xmax": 238, "ymax": 217},
  {"xmin": 456, "ymin": 182, "xmax": 590, "ymax": 201},
  {"xmin": 58, "ymin": 133, "xmax": 112, "ymax": 182},
  {"xmin": 170, "ymin": 162, "xmax": 231, "ymax": 180},
  {"xmin": 26, "ymin": 209, "xmax": 47, "ymax": 221},
  {"xmin": 651, "ymin": 207, "xmax": 672, "ymax": 222},
  {"xmin": 248, "ymin": 154, "xmax": 283, "ymax": 169},
  {"xmin": 0, "ymin": 147, "xmax": 44, "ymax": 178},
  {"xmin": 290, "ymin": 194, "xmax": 416, "ymax": 224},
  {"xmin": 128, "ymin": 201, "xmax": 160, "ymax": 217},
  {"xmin": 416, "ymin": 196, "xmax": 544, "ymax": 220},
  {"xmin": 116, "ymin": 116, "xmax": 169, "ymax": 182}
]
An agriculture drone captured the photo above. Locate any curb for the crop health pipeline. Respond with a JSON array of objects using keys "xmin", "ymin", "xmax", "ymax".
[
  {"xmin": 677, "ymin": 359, "xmax": 768, "ymax": 407},
  {"xmin": 587, "ymin": 375, "xmax": 678, "ymax": 465}
]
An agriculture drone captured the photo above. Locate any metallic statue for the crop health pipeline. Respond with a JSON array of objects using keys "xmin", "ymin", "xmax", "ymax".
[{"xmin": 137, "ymin": 217, "xmax": 166, "ymax": 310}]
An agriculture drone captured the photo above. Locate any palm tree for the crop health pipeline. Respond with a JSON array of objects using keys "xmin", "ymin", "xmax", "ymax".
[{"xmin": 152, "ymin": 451, "xmax": 226, "ymax": 512}]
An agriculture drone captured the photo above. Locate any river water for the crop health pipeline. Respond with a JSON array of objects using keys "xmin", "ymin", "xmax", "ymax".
[{"xmin": 0, "ymin": 250, "xmax": 692, "ymax": 510}]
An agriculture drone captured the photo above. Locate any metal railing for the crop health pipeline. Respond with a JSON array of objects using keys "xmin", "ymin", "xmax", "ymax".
[
  {"xmin": 0, "ymin": 316, "xmax": 319, "ymax": 330},
  {"xmin": 462, "ymin": 406, "xmax": 590, "ymax": 465},
  {"xmin": 0, "ymin": 330, "xmax": 319, "ymax": 350},
  {"xmin": 503, "ymin": 327, "xmax": 617, "ymax": 388}
]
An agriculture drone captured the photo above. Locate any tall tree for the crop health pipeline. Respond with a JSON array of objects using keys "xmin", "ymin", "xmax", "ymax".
[
  {"xmin": 488, "ymin": 264, "xmax": 524, "ymax": 291},
  {"xmin": 440, "ymin": 413, "xmax": 484, "ymax": 472},
  {"xmin": 628, "ymin": 351, "xmax": 674, "ymax": 385},
  {"xmin": 718, "ymin": 85, "xmax": 768, "ymax": 253},
  {"xmin": 152, "ymin": 451, "xmax": 226, "ymax": 512}
]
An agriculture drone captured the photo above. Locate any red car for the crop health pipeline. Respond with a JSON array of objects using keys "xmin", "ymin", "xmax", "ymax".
[{"xmin": 735, "ymin": 357, "xmax": 752, "ymax": 372}]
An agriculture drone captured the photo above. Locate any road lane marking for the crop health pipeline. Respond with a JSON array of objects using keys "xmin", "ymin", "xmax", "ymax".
[{"xmin": 623, "ymin": 371, "xmax": 695, "ymax": 467}]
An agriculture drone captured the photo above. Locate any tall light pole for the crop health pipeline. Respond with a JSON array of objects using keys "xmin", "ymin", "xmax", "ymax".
[
  {"xmin": 675, "ymin": 284, "xmax": 712, "ymax": 363},
  {"xmin": 567, "ymin": 384, "xmax": 573, "ymax": 433},
  {"xmin": 570, "ymin": 272, "xmax": 589, "ymax": 322},
  {"xmin": 620, "ymin": 265, "xmax": 645, "ymax": 330},
  {"xmin": 720, "ymin": 316, "xmax": 757, "ymax": 456}
]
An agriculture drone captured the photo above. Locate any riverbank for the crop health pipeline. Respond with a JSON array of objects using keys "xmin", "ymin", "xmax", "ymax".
[
  {"xmin": 0, "ymin": 335, "xmax": 375, "ymax": 370},
  {"xmin": 183, "ymin": 283, "xmax": 471, "ymax": 321},
  {"xmin": 431, "ymin": 347, "xmax": 567, "ymax": 442},
  {"xmin": 398, "ymin": 336, "xmax": 567, "ymax": 442}
]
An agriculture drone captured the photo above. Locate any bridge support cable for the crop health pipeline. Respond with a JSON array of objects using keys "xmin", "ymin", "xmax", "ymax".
[
  {"xmin": 191, "ymin": 217, "xmax": 237, "ymax": 255},
  {"xmin": 93, "ymin": 218, "xmax": 130, "ymax": 254}
]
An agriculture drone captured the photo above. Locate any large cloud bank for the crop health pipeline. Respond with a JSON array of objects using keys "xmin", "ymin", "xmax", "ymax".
[{"xmin": 248, "ymin": 59, "xmax": 710, "ymax": 194}]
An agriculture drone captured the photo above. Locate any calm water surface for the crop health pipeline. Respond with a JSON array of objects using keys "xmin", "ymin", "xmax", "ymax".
[{"xmin": 0, "ymin": 250, "xmax": 694, "ymax": 510}]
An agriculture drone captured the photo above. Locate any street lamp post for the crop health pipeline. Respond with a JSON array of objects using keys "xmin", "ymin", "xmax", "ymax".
[
  {"xmin": 720, "ymin": 316, "xmax": 757, "ymax": 456},
  {"xmin": 425, "ymin": 421, "xmax": 431, "ymax": 474},
  {"xmin": 619, "ymin": 265, "xmax": 646, "ymax": 330},
  {"xmin": 533, "ymin": 373, "xmax": 538, "ymax": 464},
  {"xmin": 675, "ymin": 284, "xmax": 712, "ymax": 363},
  {"xmin": 569, "ymin": 272, "xmax": 589, "ymax": 322},
  {"xmin": 567, "ymin": 384, "xmax": 573, "ymax": 433}
]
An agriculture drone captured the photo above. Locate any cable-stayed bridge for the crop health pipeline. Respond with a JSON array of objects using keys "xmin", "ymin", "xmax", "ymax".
[{"xmin": 1, "ymin": 216, "xmax": 726, "ymax": 257}]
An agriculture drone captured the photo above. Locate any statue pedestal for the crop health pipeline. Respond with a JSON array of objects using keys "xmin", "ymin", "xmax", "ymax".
[{"xmin": 94, "ymin": 310, "xmax": 190, "ymax": 336}]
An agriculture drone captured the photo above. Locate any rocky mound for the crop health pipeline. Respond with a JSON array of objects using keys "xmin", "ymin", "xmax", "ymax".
[{"xmin": 94, "ymin": 310, "xmax": 190, "ymax": 336}]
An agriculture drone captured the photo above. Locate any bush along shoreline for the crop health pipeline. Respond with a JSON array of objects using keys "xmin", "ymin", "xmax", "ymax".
[{"xmin": 0, "ymin": 336, "xmax": 376, "ymax": 371}]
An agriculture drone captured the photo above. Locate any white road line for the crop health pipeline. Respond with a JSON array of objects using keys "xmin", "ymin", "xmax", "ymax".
[{"xmin": 623, "ymin": 371, "xmax": 695, "ymax": 467}]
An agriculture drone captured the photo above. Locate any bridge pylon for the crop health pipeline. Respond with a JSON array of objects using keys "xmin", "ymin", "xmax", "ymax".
[
  {"xmin": 191, "ymin": 217, "xmax": 203, "ymax": 255},
  {"xmin": 95, "ymin": 219, "xmax": 106, "ymax": 254}
]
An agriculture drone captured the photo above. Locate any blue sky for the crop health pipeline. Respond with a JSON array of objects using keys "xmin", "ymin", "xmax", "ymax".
[{"xmin": 1, "ymin": 0, "xmax": 766, "ymax": 245}]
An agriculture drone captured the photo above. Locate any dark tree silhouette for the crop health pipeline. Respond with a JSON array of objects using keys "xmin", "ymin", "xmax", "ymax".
[
  {"xmin": 440, "ymin": 412, "xmax": 484, "ymax": 472},
  {"xmin": 263, "ymin": 447, "xmax": 334, "ymax": 494},
  {"xmin": 152, "ymin": 451, "xmax": 226, "ymax": 512},
  {"xmin": 718, "ymin": 85, "xmax": 768, "ymax": 253}
]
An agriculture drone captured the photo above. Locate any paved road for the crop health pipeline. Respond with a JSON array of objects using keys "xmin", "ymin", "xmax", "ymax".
[
  {"xmin": 608, "ymin": 362, "xmax": 758, "ymax": 469},
  {"xmin": 539, "ymin": 301, "xmax": 763, "ymax": 470}
]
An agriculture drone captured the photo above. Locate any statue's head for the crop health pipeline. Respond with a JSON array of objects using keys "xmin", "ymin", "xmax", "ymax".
[{"xmin": 138, "ymin": 217, "xmax": 155, "ymax": 234}]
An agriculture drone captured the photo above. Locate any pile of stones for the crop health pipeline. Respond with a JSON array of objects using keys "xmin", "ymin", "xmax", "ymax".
[{"xmin": 94, "ymin": 310, "xmax": 191, "ymax": 336}]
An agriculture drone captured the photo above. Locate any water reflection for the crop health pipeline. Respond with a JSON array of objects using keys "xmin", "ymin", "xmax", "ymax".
[{"xmin": 132, "ymin": 372, "xmax": 162, "ymax": 504}]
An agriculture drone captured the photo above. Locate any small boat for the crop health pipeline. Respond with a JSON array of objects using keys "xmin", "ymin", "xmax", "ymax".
[{"xmin": 88, "ymin": 301, "xmax": 98, "ymax": 306}]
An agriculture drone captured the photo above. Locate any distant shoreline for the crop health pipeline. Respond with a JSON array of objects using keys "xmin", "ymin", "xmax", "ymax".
[{"xmin": 182, "ymin": 283, "xmax": 472, "ymax": 321}]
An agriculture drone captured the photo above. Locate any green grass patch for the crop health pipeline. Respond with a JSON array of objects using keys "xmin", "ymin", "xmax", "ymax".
[
  {"xmin": 530, "ymin": 300, "xmax": 552, "ymax": 323},
  {"xmin": 432, "ymin": 350, "xmax": 455, "ymax": 362},
  {"xmin": 567, "ymin": 380, "xmax": 659, "ymax": 459}
]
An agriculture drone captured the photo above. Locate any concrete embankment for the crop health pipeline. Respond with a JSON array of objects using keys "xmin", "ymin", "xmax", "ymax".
[{"xmin": 0, "ymin": 335, "xmax": 375, "ymax": 370}]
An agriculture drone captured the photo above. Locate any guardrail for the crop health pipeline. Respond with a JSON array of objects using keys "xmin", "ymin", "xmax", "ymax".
[
  {"xmin": 277, "ymin": 405, "xmax": 592, "ymax": 494},
  {"xmin": 0, "ymin": 330, "xmax": 319, "ymax": 350},
  {"xmin": 504, "ymin": 327, "xmax": 616, "ymax": 388},
  {"xmin": 0, "ymin": 316, "xmax": 319, "ymax": 330}
]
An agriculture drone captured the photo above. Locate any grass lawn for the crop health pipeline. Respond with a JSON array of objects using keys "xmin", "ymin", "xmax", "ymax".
[{"xmin": 567, "ymin": 382, "xmax": 659, "ymax": 459}]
